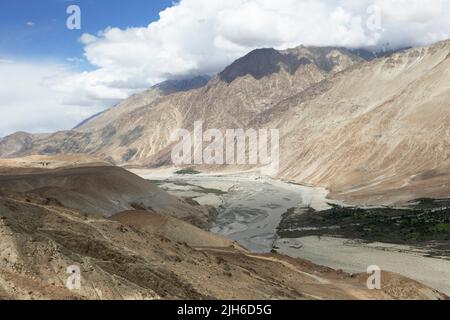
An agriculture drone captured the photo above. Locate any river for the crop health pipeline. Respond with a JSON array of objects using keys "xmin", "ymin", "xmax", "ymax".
[{"xmin": 133, "ymin": 169, "xmax": 450, "ymax": 295}]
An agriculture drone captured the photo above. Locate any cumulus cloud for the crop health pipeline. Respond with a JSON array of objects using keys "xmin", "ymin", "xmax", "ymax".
[
  {"xmin": 2, "ymin": 0, "xmax": 450, "ymax": 136},
  {"xmin": 0, "ymin": 60, "xmax": 105, "ymax": 137},
  {"xmin": 75, "ymin": 0, "xmax": 450, "ymax": 100}
]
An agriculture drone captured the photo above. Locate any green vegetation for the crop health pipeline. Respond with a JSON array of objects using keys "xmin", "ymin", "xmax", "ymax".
[
  {"xmin": 408, "ymin": 198, "xmax": 450, "ymax": 209},
  {"xmin": 152, "ymin": 180, "xmax": 227, "ymax": 195},
  {"xmin": 277, "ymin": 199, "xmax": 450, "ymax": 259},
  {"xmin": 175, "ymin": 168, "xmax": 201, "ymax": 175},
  {"xmin": 433, "ymin": 223, "xmax": 450, "ymax": 233},
  {"xmin": 171, "ymin": 181, "xmax": 227, "ymax": 195},
  {"xmin": 192, "ymin": 186, "xmax": 227, "ymax": 195}
]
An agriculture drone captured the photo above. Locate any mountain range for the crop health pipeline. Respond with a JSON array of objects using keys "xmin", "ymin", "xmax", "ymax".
[{"xmin": 1, "ymin": 41, "xmax": 449, "ymax": 206}]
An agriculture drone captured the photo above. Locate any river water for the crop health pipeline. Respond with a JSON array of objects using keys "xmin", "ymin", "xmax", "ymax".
[
  {"xmin": 138, "ymin": 173, "xmax": 330, "ymax": 252},
  {"xmin": 134, "ymin": 170, "xmax": 450, "ymax": 295}
]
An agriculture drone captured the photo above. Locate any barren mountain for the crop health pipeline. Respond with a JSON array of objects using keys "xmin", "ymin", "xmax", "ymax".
[
  {"xmin": 73, "ymin": 75, "xmax": 210, "ymax": 132},
  {"xmin": 0, "ymin": 160, "xmax": 445, "ymax": 300},
  {"xmin": 0, "ymin": 157, "xmax": 209, "ymax": 228},
  {"xmin": 1, "ymin": 41, "xmax": 449, "ymax": 205},
  {"xmin": 267, "ymin": 40, "xmax": 450, "ymax": 204},
  {"xmin": 0, "ymin": 46, "xmax": 363, "ymax": 164}
]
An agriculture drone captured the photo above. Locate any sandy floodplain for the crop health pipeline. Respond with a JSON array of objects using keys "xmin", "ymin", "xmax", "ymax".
[
  {"xmin": 133, "ymin": 169, "xmax": 330, "ymax": 252},
  {"xmin": 275, "ymin": 236, "xmax": 450, "ymax": 295},
  {"xmin": 132, "ymin": 168, "xmax": 450, "ymax": 295}
]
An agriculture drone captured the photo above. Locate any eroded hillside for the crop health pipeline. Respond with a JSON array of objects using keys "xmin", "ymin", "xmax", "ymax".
[{"xmin": 0, "ymin": 42, "xmax": 449, "ymax": 205}]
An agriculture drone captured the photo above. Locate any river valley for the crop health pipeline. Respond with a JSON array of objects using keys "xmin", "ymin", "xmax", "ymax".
[{"xmin": 133, "ymin": 169, "xmax": 450, "ymax": 295}]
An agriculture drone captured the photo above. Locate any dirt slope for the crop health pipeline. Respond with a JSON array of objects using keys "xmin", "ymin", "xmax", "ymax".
[
  {"xmin": 0, "ymin": 189, "xmax": 446, "ymax": 300},
  {"xmin": 266, "ymin": 40, "xmax": 450, "ymax": 204},
  {"xmin": 111, "ymin": 210, "xmax": 236, "ymax": 248},
  {"xmin": 0, "ymin": 42, "xmax": 449, "ymax": 205},
  {"xmin": 0, "ymin": 163, "xmax": 209, "ymax": 228}
]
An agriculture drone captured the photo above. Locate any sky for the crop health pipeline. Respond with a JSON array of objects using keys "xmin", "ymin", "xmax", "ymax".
[
  {"xmin": 1, "ymin": 0, "xmax": 450, "ymax": 137},
  {"xmin": 0, "ymin": 0, "xmax": 172, "ymax": 65}
]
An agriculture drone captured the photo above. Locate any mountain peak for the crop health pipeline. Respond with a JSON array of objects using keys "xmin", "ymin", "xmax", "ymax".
[
  {"xmin": 219, "ymin": 48, "xmax": 309, "ymax": 83},
  {"xmin": 219, "ymin": 46, "xmax": 364, "ymax": 84},
  {"xmin": 153, "ymin": 75, "xmax": 211, "ymax": 95}
]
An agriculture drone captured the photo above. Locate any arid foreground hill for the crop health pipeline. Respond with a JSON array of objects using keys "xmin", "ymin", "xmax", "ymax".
[
  {"xmin": 1, "ymin": 41, "xmax": 449, "ymax": 205},
  {"xmin": 0, "ymin": 157, "xmax": 446, "ymax": 300}
]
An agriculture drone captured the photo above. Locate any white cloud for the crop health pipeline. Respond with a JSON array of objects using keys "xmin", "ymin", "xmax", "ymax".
[
  {"xmin": 0, "ymin": 60, "xmax": 106, "ymax": 137},
  {"xmin": 26, "ymin": 21, "xmax": 34, "ymax": 27},
  {"xmin": 2, "ymin": 0, "xmax": 450, "ymax": 137},
  {"xmin": 76, "ymin": 0, "xmax": 450, "ymax": 100}
]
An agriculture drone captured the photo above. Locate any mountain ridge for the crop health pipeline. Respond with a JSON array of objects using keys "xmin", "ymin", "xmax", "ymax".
[
  {"xmin": 1, "ymin": 40, "xmax": 449, "ymax": 205},
  {"xmin": 0, "ymin": 157, "xmax": 446, "ymax": 300}
]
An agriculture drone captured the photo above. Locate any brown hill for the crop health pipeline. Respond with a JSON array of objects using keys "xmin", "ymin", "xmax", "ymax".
[
  {"xmin": 110, "ymin": 210, "xmax": 236, "ymax": 248},
  {"xmin": 0, "ymin": 170, "xmax": 446, "ymax": 300},
  {"xmin": 0, "ymin": 163, "xmax": 208, "ymax": 228}
]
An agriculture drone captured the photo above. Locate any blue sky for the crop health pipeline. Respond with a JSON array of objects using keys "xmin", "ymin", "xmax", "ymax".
[{"xmin": 0, "ymin": 0, "xmax": 173, "ymax": 69}]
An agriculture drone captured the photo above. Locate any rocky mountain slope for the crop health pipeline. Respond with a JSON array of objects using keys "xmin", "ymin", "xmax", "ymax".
[
  {"xmin": 1, "ymin": 41, "xmax": 449, "ymax": 205},
  {"xmin": 72, "ymin": 75, "xmax": 210, "ymax": 132},
  {"xmin": 0, "ymin": 46, "xmax": 363, "ymax": 163},
  {"xmin": 268, "ymin": 40, "xmax": 450, "ymax": 204},
  {"xmin": 0, "ymin": 158, "xmax": 446, "ymax": 300}
]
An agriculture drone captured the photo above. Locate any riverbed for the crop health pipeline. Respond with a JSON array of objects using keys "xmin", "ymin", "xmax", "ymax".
[
  {"xmin": 133, "ymin": 169, "xmax": 450, "ymax": 295},
  {"xmin": 134, "ymin": 169, "xmax": 330, "ymax": 252}
]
